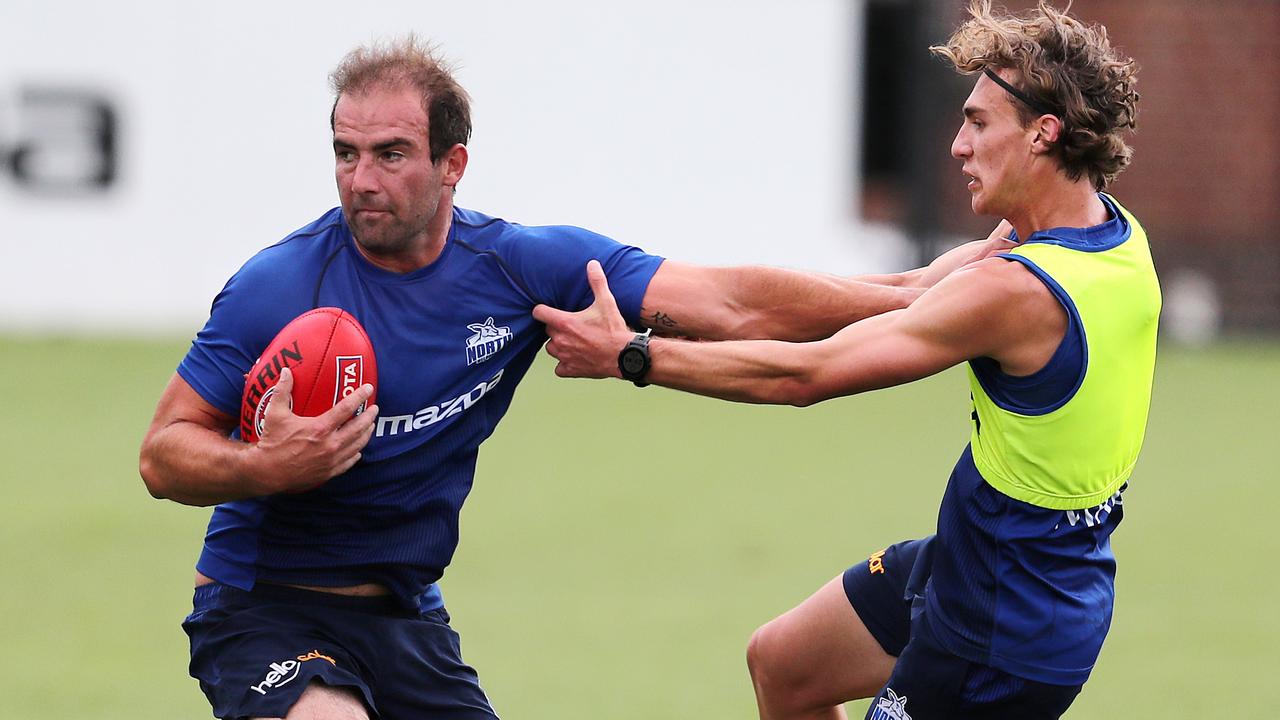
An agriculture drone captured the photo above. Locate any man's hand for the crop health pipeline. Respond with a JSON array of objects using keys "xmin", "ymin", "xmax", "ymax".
[
  {"xmin": 910, "ymin": 219, "xmax": 1018, "ymax": 289},
  {"xmin": 244, "ymin": 366, "xmax": 379, "ymax": 494},
  {"xmin": 533, "ymin": 260, "xmax": 632, "ymax": 379},
  {"xmin": 977, "ymin": 218, "xmax": 1018, "ymax": 260},
  {"xmin": 140, "ymin": 368, "xmax": 380, "ymax": 506}
]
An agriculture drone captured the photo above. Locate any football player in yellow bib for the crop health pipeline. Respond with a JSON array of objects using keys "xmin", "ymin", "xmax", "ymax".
[{"xmin": 535, "ymin": 2, "xmax": 1156, "ymax": 717}]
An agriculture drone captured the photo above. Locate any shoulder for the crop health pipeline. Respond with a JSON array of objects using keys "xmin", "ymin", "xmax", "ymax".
[
  {"xmin": 233, "ymin": 209, "xmax": 347, "ymax": 284},
  {"xmin": 206, "ymin": 209, "xmax": 348, "ymax": 331},
  {"xmin": 928, "ymin": 257, "xmax": 1052, "ymax": 312},
  {"xmin": 452, "ymin": 207, "xmax": 627, "ymax": 267},
  {"xmin": 908, "ymin": 257, "xmax": 1063, "ymax": 357},
  {"xmin": 452, "ymin": 206, "xmax": 508, "ymax": 236},
  {"xmin": 456, "ymin": 208, "xmax": 613, "ymax": 249}
]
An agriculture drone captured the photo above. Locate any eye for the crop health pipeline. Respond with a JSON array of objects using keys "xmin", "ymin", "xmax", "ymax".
[
  {"xmin": 382, "ymin": 150, "xmax": 406, "ymax": 162},
  {"xmin": 336, "ymin": 150, "xmax": 356, "ymax": 163}
]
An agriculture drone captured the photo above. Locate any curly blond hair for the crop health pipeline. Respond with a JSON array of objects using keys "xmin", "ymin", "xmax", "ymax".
[
  {"xmin": 329, "ymin": 34, "xmax": 472, "ymax": 163},
  {"xmin": 930, "ymin": 0, "xmax": 1139, "ymax": 189}
]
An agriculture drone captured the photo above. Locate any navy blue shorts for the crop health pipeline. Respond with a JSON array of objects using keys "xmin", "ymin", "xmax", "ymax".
[
  {"xmin": 844, "ymin": 538, "xmax": 1081, "ymax": 719},
  {"xmin": 183, "ymin": 583, "xmax": 498, "ymax": 719}
]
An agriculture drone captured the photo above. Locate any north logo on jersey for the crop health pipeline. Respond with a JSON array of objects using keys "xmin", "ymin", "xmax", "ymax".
[
  {"xmin": 870, "ymin": 688, "xmax": 911, "ymax": 720},
  {"xmin": 465, "ymin": 317, "xmax": 512, "ymax": 365}
]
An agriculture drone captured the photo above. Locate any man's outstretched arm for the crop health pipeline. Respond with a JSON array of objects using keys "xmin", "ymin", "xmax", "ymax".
[
  {"xmin": 534, "ymin": 254, "xmax": 1055, "ymax": 407},
  {"xmin": 636, "ymin": 261, "xmax": 922, "ymax": 342},
  {"xmin": 636, "ymin": 221, "xmax": 1014, "ymax": 342}
]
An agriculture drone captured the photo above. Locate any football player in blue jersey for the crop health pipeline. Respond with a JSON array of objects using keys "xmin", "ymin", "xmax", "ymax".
[
  {"xmin": 537, "ymin": 2, "xmax": 1154, "ymax": 718},
  {"xmin": 137, "ymin": 35, "xmax": 1007, "ymax": 720}
]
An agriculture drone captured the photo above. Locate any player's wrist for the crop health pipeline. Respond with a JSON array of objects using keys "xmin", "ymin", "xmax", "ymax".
[
  {"xmin": 616, "ymin": 329, "xmax": 652, "ymax": 386},
  {"xmin": 899, "ymin": 269, "xmax": 924, "ymax": 288},
  {"xmin": 236, "ymin": 441, "xmax": 292, "ymax": 497}
]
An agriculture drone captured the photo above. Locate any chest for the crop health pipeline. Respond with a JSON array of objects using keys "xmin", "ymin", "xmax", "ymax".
[{"xmin": 316, "ymin": 251, "xmax": 545, "ymax": 417}]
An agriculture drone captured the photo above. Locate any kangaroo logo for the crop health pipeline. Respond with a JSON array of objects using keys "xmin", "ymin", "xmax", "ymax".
[
  {"xmin": 465, "ymin": 317, "xmax": 512, "ymax": 365},
  {"xmin": 869, "ymin": 687, "xmax": 911, "ymax": 720}
]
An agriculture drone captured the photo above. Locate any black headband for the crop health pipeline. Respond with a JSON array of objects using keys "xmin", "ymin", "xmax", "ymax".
[{"xmin": 983, "ymin": 67, "xmax": 1059, "ymax": 117}]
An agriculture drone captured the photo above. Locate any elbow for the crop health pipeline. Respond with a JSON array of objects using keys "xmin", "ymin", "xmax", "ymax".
[
  {"xmin": 139, "ymin": 463, "xmax": 166, "ymax": 500},
  {"xmin": 138, "ymin": 445, "xmax": 171, "ymax": 500},
  {"xmin": 730, "ymin": 310, "xmax": 814, "ymax": 343},
  {"xmin": 763, "ymin": 376, "xmax": 826, "ymax": 408},
  {"xmin": 709, "ymin": 306, "xmax": 771, "ymax": 341},
  {"xmin": 786, "ymin": 387, "xmax": 825, "ymax": 408},
  {"xmin": 788, "ymin": 394, "xmax": 820, "ymax": 409}
]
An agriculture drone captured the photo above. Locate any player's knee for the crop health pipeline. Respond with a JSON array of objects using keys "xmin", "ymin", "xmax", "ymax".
[
  {"xmin": 746, "ymin": 620, "xmax": 795, "ymax": 696},
  {"xmin": 747, "ymin": 619, "xmax": 848, "ymax": 714}
]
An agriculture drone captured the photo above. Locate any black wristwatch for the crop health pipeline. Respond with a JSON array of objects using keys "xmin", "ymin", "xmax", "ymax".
[{"xmin": 617, "ymin": 330, "xmax": 653, "ymax": 387}]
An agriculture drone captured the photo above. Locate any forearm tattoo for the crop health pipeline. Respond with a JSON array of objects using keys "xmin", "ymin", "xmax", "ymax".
[{"xmin": 648, "ymin": 310, "xmax": 679, "ymax": 329}]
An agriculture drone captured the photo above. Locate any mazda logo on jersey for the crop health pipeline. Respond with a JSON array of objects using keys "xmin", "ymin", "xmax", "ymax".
[{"xmin": 1, "ymin": 86, "xmax": 119, "ymax": 193}]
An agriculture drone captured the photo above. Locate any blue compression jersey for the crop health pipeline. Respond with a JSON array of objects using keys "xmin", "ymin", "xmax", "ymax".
[
  {"xmin": 924, "ymin": 196, "xmax": 1144, "ymax": 685},
  {"xmin": 178, "ymin": 206, "xmax": 664, "ymax": 610}
]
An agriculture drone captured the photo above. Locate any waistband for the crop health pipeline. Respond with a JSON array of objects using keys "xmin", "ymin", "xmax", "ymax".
[{"xmin": 193, "ymin": 581, "xmax": 426, "ymax": 619}]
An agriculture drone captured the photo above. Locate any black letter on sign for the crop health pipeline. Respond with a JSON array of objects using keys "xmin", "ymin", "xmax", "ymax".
[{"xmin": 8, "ymin": 87, "xmax": 118, "ymax": 192}]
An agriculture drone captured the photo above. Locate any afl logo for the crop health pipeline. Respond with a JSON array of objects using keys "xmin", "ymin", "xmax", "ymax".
[{"xmin": 253, "ymin": 386, "xmax": 278, "ymax": 439}]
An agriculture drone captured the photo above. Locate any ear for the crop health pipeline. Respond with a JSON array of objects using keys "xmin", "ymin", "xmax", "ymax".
[
  {"xmin": 441, "ymin": 143, "xmax": 469, "ymax": 188},
  {"xmin": 1031, "ymin": 115, "xmax": 1063, "ymax": 154}
]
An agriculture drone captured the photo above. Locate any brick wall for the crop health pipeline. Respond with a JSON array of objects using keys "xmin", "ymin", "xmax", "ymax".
[{"xmin": 899, "ymin": 1, "xmax": 1280, "ymax": 331}]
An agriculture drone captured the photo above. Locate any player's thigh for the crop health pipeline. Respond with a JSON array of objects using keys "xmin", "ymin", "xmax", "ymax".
[
  {"xmin": 748, "ymin": 574, "xmax": 896, "ymax": 702},
  {"xmin": 366, "ymin": 608, "xmax": 499, "ymax": 719},
  {"xmin": 864, "ymin": 624, "xmax": 1082, "ymax": 720},
  {"xmin": 248, "ymin": 681, "xmax": 370, "ymax": 720}
]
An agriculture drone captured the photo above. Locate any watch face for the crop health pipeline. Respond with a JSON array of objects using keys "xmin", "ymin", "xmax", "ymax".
[{"xmin": 621, "ymin": 348, "xmax": 646, "ymax": 375}]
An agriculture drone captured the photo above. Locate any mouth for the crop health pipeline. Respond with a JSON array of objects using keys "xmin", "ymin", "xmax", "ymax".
[{"xmin": 962, "ymin": 170, "xmax": 979, "ymax": 192}]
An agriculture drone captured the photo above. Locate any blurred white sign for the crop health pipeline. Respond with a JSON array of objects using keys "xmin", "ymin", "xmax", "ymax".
[{"xmin": 0, "ymin": 0, "xmax": 905, "ymax": 334}]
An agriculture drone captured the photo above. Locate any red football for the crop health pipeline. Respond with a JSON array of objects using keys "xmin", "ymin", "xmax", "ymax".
[{"xmin": 239, "ymin": 307, "xmax": 378, "ymax": 443}]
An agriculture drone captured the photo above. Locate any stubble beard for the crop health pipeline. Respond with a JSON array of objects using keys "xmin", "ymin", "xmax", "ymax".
[{"xmin": 350, "ymin": 197, "xmax": 437, "ymax": 260}]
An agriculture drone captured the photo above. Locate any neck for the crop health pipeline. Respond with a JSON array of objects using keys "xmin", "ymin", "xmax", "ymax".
[{"xmin": 1007, "ymin": 175, "xmax": 1107, "ymax": 242}]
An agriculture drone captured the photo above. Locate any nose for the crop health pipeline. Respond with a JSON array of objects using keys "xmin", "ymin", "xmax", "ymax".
[
  {"xmin": 349, "ymin": 156, "xmax": 380, "ymax": 195},
  {"xmin": 951, "ymin": 126, "xmax": 971, "ymax": 160}
]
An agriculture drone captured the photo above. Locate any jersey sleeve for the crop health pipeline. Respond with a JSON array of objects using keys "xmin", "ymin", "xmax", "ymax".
[
  {"xmin": 176, "ymin": 252, "xmax": 310, "ymax": 418},
  {"xmin": 500, "ymin": 224, "xmax": 665, "ymax": 324}
]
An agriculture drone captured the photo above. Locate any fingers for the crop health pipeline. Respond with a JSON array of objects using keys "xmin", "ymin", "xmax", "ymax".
[
  {"xmin": 274, "ymin": 366, "xmax": 295, "ymax": 411},
  {"xmin": 533, "ymin": 262, "xmax": 624, "ymax": 333},
  {"xmin": 323, "ymin": 382, "xmax": 375, "ymax": 427},
  {"xmin": 331, "ymin": 451, "xmax": 364, "ymax": 478},
  {"xmin": 585, "ymin": 260, "xmax": 620, "ymax": 313},
  {"xmin": 989, "ymin": 218, "xmax": 1015, "ymax": 242},
  {"xmin": 532, "ymin": 303, "xmax": 568, "ymax": 327},
  {"xmin": 331, "ymin": 406, "xmax": 377, "ymax": 470},
  {"xmin": 329, "ymin": 391, "xmax": 378, "ymax": 467},
  {"xmin": 335, "ymin": 399, "xmax": 373, "ymax": 440},
  {"xmin": 260, "ymin": 367, "xmax": 296, "ymax": 432},
  {"xmin": 248, "ymin": 370, "xmax": 378, "ymax": 494}
]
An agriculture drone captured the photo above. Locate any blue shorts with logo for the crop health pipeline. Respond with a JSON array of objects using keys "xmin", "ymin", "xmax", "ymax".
[
  {"xmin": 843, "ymin": 538, "xmax": 1081, "ymax": 719},
  {"xmin": 183, "ymin": 582, "xmax": 498, "ymax": 719}
]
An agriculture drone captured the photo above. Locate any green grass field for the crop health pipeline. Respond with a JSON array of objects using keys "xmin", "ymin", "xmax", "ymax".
[{"xmin": 2, "ymin": 334, "xmax": 1277, "ymax": 719}]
